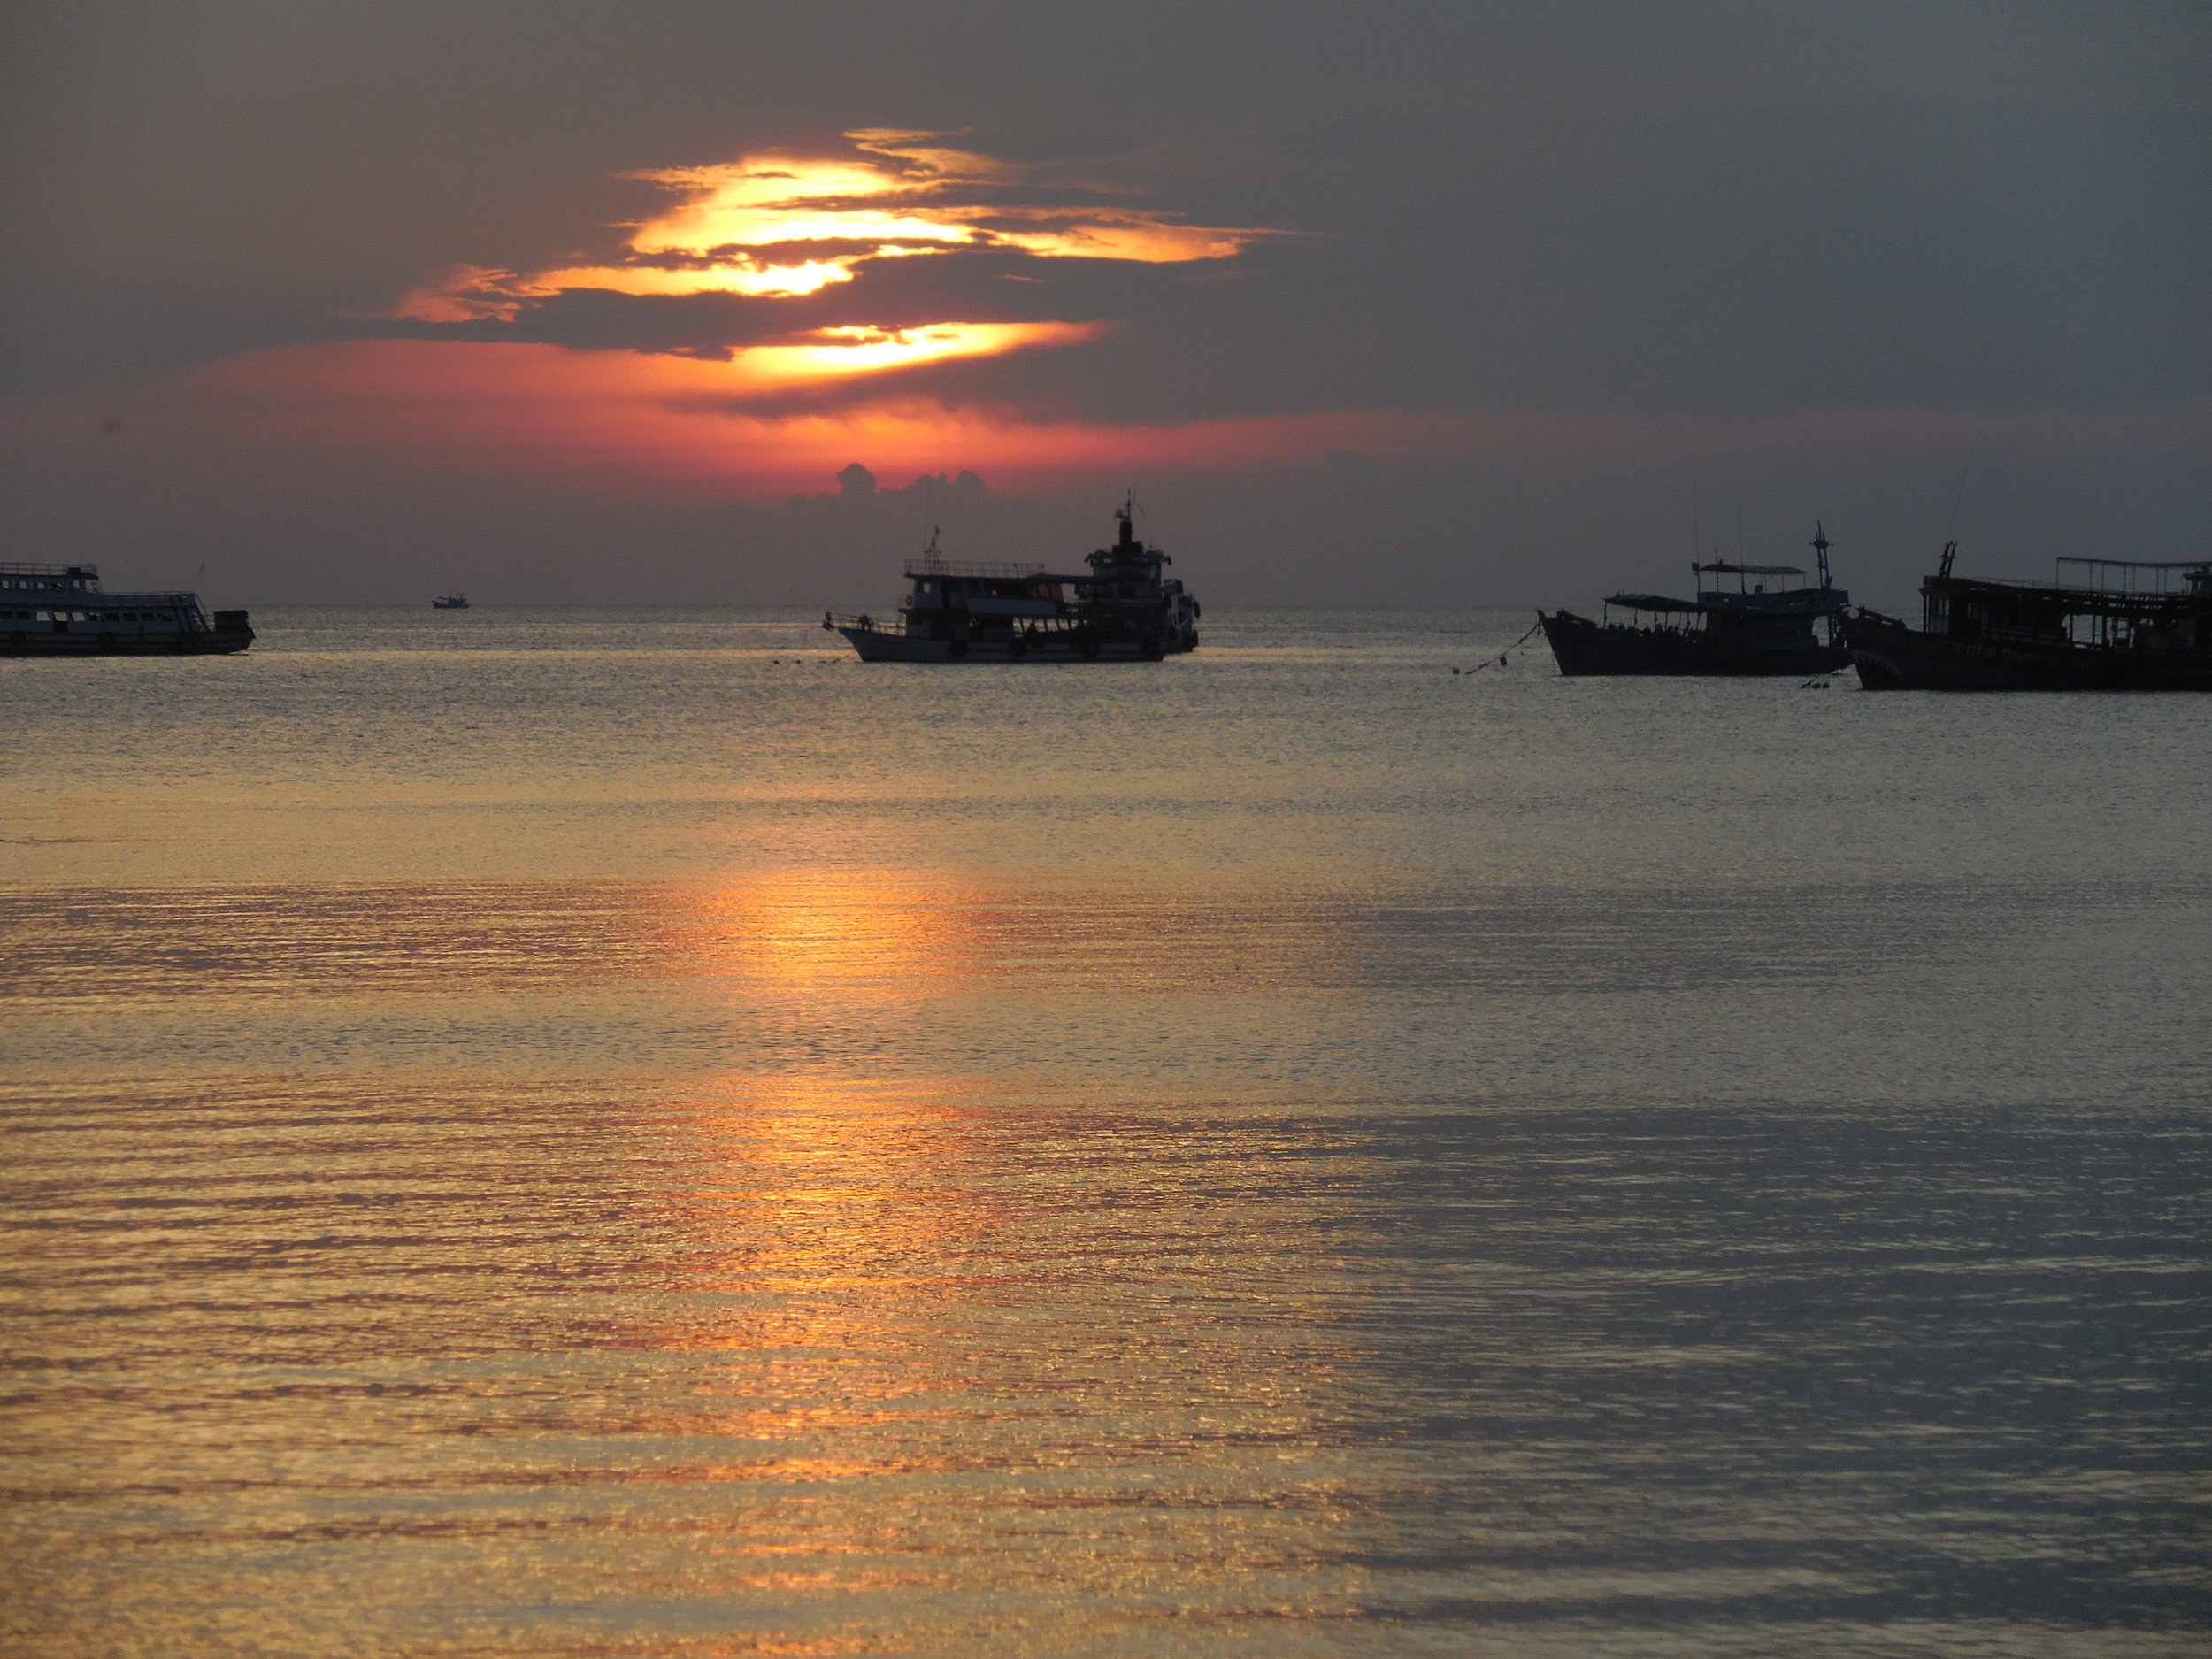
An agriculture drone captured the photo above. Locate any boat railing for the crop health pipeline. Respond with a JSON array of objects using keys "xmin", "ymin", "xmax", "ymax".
[
  {"xmin": 2055, "ymin": 557, "xmax": 2212, "ymax": 596},
  {"xmin": 1931, "ymin": 572, "xmax": 2212, "ymax": 619},
  {"xmin": 0, "ymin": 560, "xmax": 100, "ymax": 580},
  {"xmin": 904, "ymin": 557, "xmax": 1049, "ymax": 580},
  {"xmin": 2, "ymin": 561, "xmax": 101, "ymax": 593}
]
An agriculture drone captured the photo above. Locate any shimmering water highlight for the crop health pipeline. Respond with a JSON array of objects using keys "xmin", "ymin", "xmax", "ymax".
[{"xmin": 4, "ymin": 609, "xmax": 2206, "ymax": 1655}]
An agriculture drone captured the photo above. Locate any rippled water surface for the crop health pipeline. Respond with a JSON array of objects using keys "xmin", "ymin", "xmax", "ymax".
[{"xmin": 4, "ymin": 609, "xmax": 2208, "ymax": 1655}]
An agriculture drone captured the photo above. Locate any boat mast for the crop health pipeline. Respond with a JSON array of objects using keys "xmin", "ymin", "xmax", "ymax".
[{"xmin": 1811, "ymin": 522, "xmax": 1832, "ymax": 590}]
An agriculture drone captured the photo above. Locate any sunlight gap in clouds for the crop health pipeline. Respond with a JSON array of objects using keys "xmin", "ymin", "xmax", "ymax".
[
  {"xmin": 328, "ymin": 130, "xmax": 1284, "ymax": 490},
  {"xmin": 737, "ymin": 321, "xmax": 1105, "ymax": 385},
  {"xmin": 397, "ymin": 129, "xmax": 1271, "ymax": 318}
]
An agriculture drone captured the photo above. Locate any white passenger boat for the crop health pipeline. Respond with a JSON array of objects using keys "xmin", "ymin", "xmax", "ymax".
[
  {"xmin": 825, "ymin": 503, "xmax": 1201, "ymax": 663},
  {"xmin": 1, "ymin": 562, "xmax": 253, "ymax": 656}
]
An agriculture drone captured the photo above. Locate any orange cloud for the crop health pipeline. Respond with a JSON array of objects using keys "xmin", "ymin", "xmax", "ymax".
[
  {"xmin": 395, "ymin": 133, "xmax": 1275, "ymax": 319},
  {"xmin": 235, "ymin": 320, "xmax": 1094, "ymax": 424},
  {"xmin": 109, "ymin": 334, "xmax": 2208, "ymax": 506},
  {"xmin": 181, "ymin": 338, "xmax": 1408, "ymax": 493}
]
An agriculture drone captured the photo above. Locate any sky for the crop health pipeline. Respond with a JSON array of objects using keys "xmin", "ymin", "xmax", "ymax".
[{"xmin": 2, "ymin": 0, "xmax": 2206, "ymax": 609}]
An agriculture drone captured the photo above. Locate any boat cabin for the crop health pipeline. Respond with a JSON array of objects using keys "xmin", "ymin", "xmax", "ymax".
[
  {"xmin": 2, "ymin": 560, "xmax": 242, "ymax": 649},
  {"xmin": 826, "ymin": 503, "xmax": 1202, "ymax": 663},
  {"xmin": 887, "ymin": 511, "xmax": 1200, "ymax": 650},
  {"xmin": 1601, "ymin": 543, "xmax": 1848, "ymax": 645},
  {"xmin": 1921, "ymin": 549, "xmax": 2212, "ymax": 653}
]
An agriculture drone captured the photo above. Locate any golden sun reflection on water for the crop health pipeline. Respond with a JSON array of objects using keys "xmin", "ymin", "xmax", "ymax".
[
  {"xmin": 4, "ymin": 873, "xmax": 1379, "ymax": 1104},
  {"xmin": 687, "ymin": 869, "xmax": 991, "ymax": 999},
  {"xmin": 595, "ymin": 1066, "xmax": 1386, "ymax": 1640},
  {"xmin": 7, "ymin": 853, "xmax": 2206, "ymax": 1652}
]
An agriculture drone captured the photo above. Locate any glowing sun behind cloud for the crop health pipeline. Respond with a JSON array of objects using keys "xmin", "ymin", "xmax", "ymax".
[
  {"xmin": 240, "ymin": 130, "xmax": 1300, "ymax": 495},
  {"xmin": 398, "ymin": 129, "xmax": 1273, "ymax": 318},
  {"xmin": 183, "ymin": 338, "xmax": 1425, "ymax": 495}
]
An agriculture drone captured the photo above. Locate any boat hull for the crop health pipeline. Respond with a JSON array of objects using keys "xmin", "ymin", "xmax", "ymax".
[
  {"xmin": 1845, "ymin": 611, "xmax": 2212, "ymax": 691},
  {"xmin": 836, "ymin": 626, "xmax": 1194, "ymax": 664},
  {"xmin": 1540, "ymin": 611, "xmax": 1845, "ymax": 677},
  {"xmin": 2, "ymin": 626, "xmax": 254, "ymax": 657}
]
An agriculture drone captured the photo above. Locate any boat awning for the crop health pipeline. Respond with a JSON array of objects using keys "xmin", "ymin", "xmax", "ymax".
[
  {"xmin": 1693, "ymin": 561, "xmax": 1804, "ymax": 577},
  {"xmin": 1604, "ymin": 592, "xmax": 1708, "ymax": 614}
]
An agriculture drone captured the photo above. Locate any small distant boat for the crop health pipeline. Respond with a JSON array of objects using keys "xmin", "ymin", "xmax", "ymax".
[
  {"xmin": 1844, "ymin": 545, "xmax": 2212, "ymax": 690},
  {"xmin": 433, "ymin": 594, "xmax": 469, "ymax": 610},
  {"xmin": 825, "ymin": 503, "xmax": 1202, "ymax": 663},
  {"xmin": 2, "ymin": 560, "xmax": 252, "ymax": 656},
  {"xmin": 1539, "ymin": 526, "xmax": 1849, "ymax": 676}
]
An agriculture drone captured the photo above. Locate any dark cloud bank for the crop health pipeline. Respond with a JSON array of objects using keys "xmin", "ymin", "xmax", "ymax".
[{"xmin": 2, "ymin": 0, "xmax": 2206, "ymax": 607}]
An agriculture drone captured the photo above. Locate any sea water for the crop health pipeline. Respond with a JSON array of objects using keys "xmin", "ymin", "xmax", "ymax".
[{"xmin": 4, "ymin": 609, "xmax": 2207, "ymax": 1657}]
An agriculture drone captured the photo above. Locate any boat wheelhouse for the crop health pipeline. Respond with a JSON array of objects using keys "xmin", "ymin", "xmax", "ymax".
[
  {"xmin": 1845, "ymin": 545, "xmax": 2212, "ymax": 691},
  {"xmin": 1, "ymin": 562, "xmax": 253, "ymax": 657},
  {"xmin": 826, "ymin": 504, "xmax": 1202, "ymax": 663},
  {"xmin": 1539, "ymin": 526, "xmax": 1849, "ymax": 676}
]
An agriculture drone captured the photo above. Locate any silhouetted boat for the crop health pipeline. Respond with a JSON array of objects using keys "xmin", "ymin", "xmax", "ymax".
[
  {"xmin": 826, "ymin": 503, "xmax": 1202, "ymax": 663},
  {"xmin": 433, "ymin": 594, "xmax": 470, "ymax": 609},
  {"xmin": 1539, "ymin": 526, "xmax": 1849, "ymax": 676},
  {"xmin": 1, "ymin": 561, "xmax": 252, "ymax": 656},
  {"xmin": 1845, "ymin": 545, "xmax": 2212, "ymax": 690}
]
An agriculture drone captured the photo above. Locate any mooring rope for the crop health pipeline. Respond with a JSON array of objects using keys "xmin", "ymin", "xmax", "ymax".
[{"xmin": 1453, "ymin": 618, "xmax": 1545, "ymax": 675}]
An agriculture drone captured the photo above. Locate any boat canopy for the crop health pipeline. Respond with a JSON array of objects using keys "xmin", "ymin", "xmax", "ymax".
[
  {"xmin": 1605, "ymin": 592, "xmax": 1709, "ymax": 614},
  {"xmin": 1694, "ymin": 561, "xmax": 1804, "ymax": 577}
]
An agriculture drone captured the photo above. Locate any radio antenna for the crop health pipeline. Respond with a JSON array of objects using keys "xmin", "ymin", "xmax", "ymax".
[{"xmin": 1945, "ymin": 455, "xmax": 1972, "ymax": 541}]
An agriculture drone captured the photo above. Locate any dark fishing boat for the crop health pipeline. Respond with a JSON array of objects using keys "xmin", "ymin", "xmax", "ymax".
[
  {"xmin": 1845, "ymin": 545, "xmax": 2212, "ymax": 691},
  {"xmin": 1539, "ymin": 526, "xmax": 1849, "ymax": 676},
  {"xmin": 825, "ymin": 503, "xmax": 1201, "ymax": 664}
]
